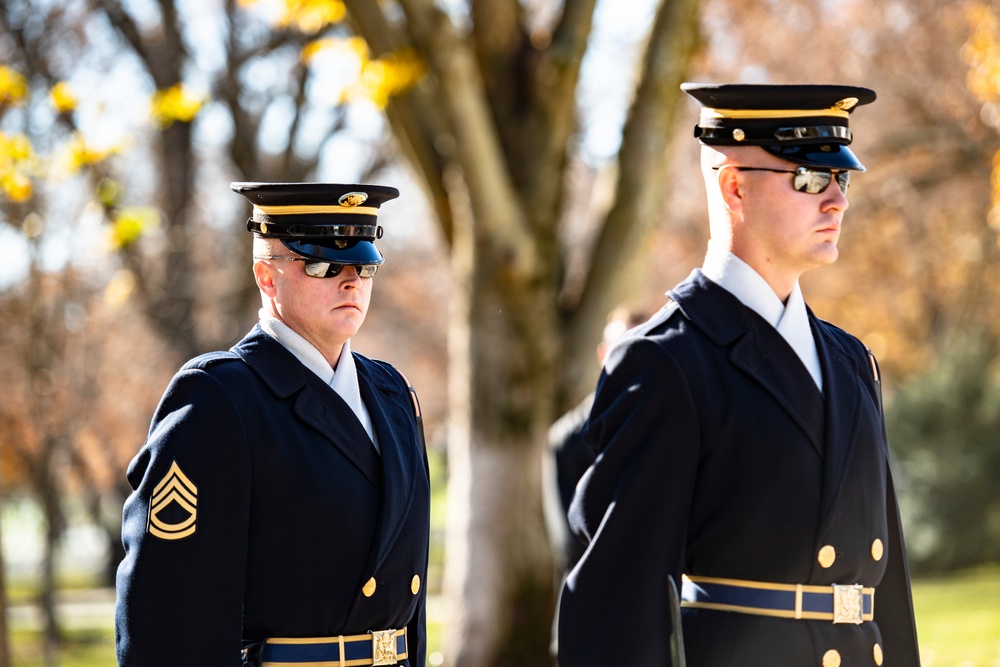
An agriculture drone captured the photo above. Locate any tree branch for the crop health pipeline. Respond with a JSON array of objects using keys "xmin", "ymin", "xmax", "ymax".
[
  {"xmin": 342, "ymin": 0, "xmax": 456, "ymax": 247},
  {"xmin": 565, "ymin": 0, "xmax": 702, "ymax": 395},
  {"xmin": 519, "ymin": 0, "xmax": 598, "ymax": 223},
  {"xmin": 471, "ymin": 0, "xmax": 523, "ymax": 61},
  {"xmin": 90, "ymin": 0, "xmax": 147, "ymax": 68},
  {"xmin": 395, "ymin": 0, "xmax": 538, "ymax": 277}
]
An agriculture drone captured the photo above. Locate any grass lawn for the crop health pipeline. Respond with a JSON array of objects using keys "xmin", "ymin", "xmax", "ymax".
[
  {"xmin": 6, "ymin": 465, "xmax": 997, "ymax": 667},
  {"xmin": 8, "ymin": 628, "xmax": 112, "ymax": 667},
  {"xmin": 8, "ymin": 563, "xmax": 1000, "ymax": 666},
  {"xmin": 912, "ymin": 563, "xmax": 1000, "ymax": 667}
]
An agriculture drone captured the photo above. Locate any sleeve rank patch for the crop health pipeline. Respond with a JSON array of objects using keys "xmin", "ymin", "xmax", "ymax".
[{"xmin": 147, "ymin": 460, "xmax": 199, "ymax": 541}]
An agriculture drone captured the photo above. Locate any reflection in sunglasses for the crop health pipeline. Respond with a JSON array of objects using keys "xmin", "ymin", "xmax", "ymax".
[
  {"xmin": 253, "ymin": 256, "xmax": 379, "ymax": 278},
  {"xmin": 713, "ymin": 166, "xmax": 850, "ymax": 194}
]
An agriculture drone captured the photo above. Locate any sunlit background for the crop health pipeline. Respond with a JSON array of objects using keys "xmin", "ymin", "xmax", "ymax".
[{"xmin": 2, "ymin": 0, "xmax": 1000, "ymax": 665}]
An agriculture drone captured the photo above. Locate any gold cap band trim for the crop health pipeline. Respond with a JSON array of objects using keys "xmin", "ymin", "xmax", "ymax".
[
  {"xmin": 700, "ymin": 106, "xmax": 851, "ymax": 121},
  {"xmin": 253, "ymin": 204, "xmax": 380, "ymax": 216}
]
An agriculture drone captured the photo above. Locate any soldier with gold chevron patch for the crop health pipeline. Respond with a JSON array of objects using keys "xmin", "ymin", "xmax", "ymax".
[
  {"xmin": 115, "ymin": 182, "xmax": 430, "ymax": 667},
  {"xmin": 558, "ymin": 85, "xmax": 922, "ymax": 667}
]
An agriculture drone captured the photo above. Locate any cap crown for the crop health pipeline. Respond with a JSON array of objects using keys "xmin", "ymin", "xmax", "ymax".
[{"xmin": 681, "ymin": 83, "xmax": 876, "ymax": 171}]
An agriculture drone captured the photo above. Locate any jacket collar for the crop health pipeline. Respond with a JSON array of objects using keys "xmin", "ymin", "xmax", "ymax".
[
  {"xmin": 670, "ymin": 270, "xmax": 865, "ymax": 500},
  {"xmin": 669, "ymin": 270, "xmax": 832, "ymax": 453},
  {"xmin": 230, "ymin": 327, "xmax": 391, "ymax": 486},
  {"xmin": 231, "ymin": 327, "xmax": 417, "ymax": 571}
]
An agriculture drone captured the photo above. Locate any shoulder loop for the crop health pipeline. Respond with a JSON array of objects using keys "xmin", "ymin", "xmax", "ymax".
[
  {"xmin": 865, "ymin": 345, "xmax": 885, "ymax": 415},
  {"xmin": 865, "ymin": 346, "xmax": 880, "ymax": 384},
  {"xmin": 180, "ymin": 349, "xmax": 241, "ymax": 371},
  {"xmin": 396, "ymin": 369, "xmax": 422, "ymax": 419},
  {"xmin": 375, "ymin": 362, "xmax": 428, "ymax": 458},
  {"xmin": 646, "ymin": 297, "xmax": 682, "ymax": 331},
  {"xmin": 656, "ymin": 296, "xmax": 681, "ymax": 321}
]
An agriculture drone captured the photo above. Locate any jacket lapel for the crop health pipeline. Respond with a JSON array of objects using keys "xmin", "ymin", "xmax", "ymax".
[
  {"xmin": 232, "ymin": 326, "xmax": 380, "ymax": 487},
  {"xmin": 294, "ymin": 382, "xmax": 381, "ymax": 486},
  {"xmin": 729, "ymin": 317, "xmax": 825, "ymax": 455},
  {"xmin": 672, "ymin": 271, "xmax": 825, "ymax": 454},
  {"xmin": 813, "ymin": 318, "xmax": 863, "ymax": 526},
  {"xmin": 356, "ymin": 357, "xmax": 418, "ymax": 572}
]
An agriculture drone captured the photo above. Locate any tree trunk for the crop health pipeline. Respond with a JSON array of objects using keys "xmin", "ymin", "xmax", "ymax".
[
  {"xmin": 37, "ymin": 444, "xmax": 63, "ymax": 667},
  {"xmin": 443, "ymin": 213, "xmax": 558, "ymax": 666},
  {"xmin": 0, "ymin": 496, "xmax": 10, "ymax": 667}
]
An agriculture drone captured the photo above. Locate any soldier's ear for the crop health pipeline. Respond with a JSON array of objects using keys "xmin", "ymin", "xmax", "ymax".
[
  {"xmin": 717, "ymin": 166, "xmax": 745, "ymax": 214},
  {"xmin": 253, "ymin": 259, "xmax": 278, "ymax": 297}
]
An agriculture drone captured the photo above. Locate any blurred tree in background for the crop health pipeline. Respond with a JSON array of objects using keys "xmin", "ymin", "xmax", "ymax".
[
  {"xmin": 1, "ymin": 0, "xmax": 703, "ymax": 665},
  {"xmin": 880, "ymin": 0, "xmax": 1000, "ymax": 575},
  {"xmin": 340, "ymin": 2, "xmax": 701, "ymax": 665},
  {"xmin": 1, "ymin": 0, "xmax": 1000, "ymax": 665}
]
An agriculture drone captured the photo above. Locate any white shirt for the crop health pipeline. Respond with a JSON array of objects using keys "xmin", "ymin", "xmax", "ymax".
[
  {"xmin": 701, "ymin": 241, "xmax": 824, "ymax": 392},
  {"xmin": 258, "ymin": 311, "xmax": 380, "ymax": 452}
]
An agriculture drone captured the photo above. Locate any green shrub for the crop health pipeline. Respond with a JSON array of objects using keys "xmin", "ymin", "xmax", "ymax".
[{"xmin": 886, "ymin": 335, "xmax": 1000, "ymax": 573}]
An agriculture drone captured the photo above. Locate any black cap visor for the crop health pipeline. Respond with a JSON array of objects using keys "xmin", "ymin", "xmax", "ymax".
[
  {"xmin": 283, "ymin": 238, "xmax": 385, "ymax": 265},
  {"xmin": 762, "ymin": 144, "xmax": 866, "ymax": 172}
]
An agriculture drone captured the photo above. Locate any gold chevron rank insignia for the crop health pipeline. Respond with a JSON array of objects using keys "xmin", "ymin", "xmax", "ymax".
[{"xmin": 147, "ymin": 461, "xmax": 198, "ymax": 541}]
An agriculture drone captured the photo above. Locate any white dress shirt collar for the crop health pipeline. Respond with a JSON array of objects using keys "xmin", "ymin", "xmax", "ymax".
[
  {"xmin": 701, "ymin": 241, "xmax": 824, "ymax": 391},
  {"xmin": 258, "ymin": 311, "xmax": 379, "ymax": 449}
]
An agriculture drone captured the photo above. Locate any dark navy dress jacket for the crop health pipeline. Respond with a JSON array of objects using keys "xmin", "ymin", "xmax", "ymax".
[
  {"xmin": 559, "ymin": 270, "xmax": 920, "ymax": 667},
  {"xmin": 115, "ymin": 326, "xmax": 430, "ymax": 666}
]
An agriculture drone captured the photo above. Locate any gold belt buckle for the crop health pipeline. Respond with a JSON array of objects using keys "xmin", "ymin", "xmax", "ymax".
[
  {"xmin": 832, "ymin": 584, "xmax": 864, "ymax": 624},
  {"xmin": 371, "ymin": 629, "xmax": 398, "ymax": 666}
]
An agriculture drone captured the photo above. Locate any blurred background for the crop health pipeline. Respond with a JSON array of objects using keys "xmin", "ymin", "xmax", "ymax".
[{"xmin": 1, "ymin": 0, "xmax": 999, "ymax": 665}]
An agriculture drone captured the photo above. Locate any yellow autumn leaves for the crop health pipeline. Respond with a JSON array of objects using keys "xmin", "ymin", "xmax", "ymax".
[
  {"xmin": 150, "ymin": 84, "xmax": 206, "ymax": 128},
  {"xmin": 1, "ymin": 0, "xmax": 421, "ymax": 205},
  {"xmin": 964, "ymin": 2, "xmax": 1000, "ymax": 234},
  {"xmin": 265, "ymin": 0, "xmax": 347, "ymax": 33},
  {"xmin": 1, "ymin": 66, "xmax": 111, "ymax": 203},
  {"xmin": 1, "ymin": 0, "xmax": 422, "ymax": 258},
  {"xmin": 0, "ymin": 66, "xmax": 34, "ymax": 203},
  {"xmin": 245, "ymin": 0, "xmax": 423, "ymax": 108}
]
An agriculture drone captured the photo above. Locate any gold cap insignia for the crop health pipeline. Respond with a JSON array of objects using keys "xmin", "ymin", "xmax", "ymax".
[
  {"xmin": 338, "ymin": 192, "xmax": 369, "ymax": 207},
  {"xmin": 147, "ymin": 461, "xmax": 198, "ymax": 541},
  {"xmin": 732, "ymin": 128, "xmax": 746, "ymax": 142},
  {"xmin": 835, "ymin": 97, "xmax": 860, "ymax": 111}
]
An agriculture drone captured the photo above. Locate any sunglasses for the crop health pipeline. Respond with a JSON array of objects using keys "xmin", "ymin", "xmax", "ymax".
[
  {"xmin": 255, "ymin": 255, "xmax": 379, "ymax": 278},
  {"xmin": 716, "ymin": 166, "xmax": 850, "ymax": 195}
]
